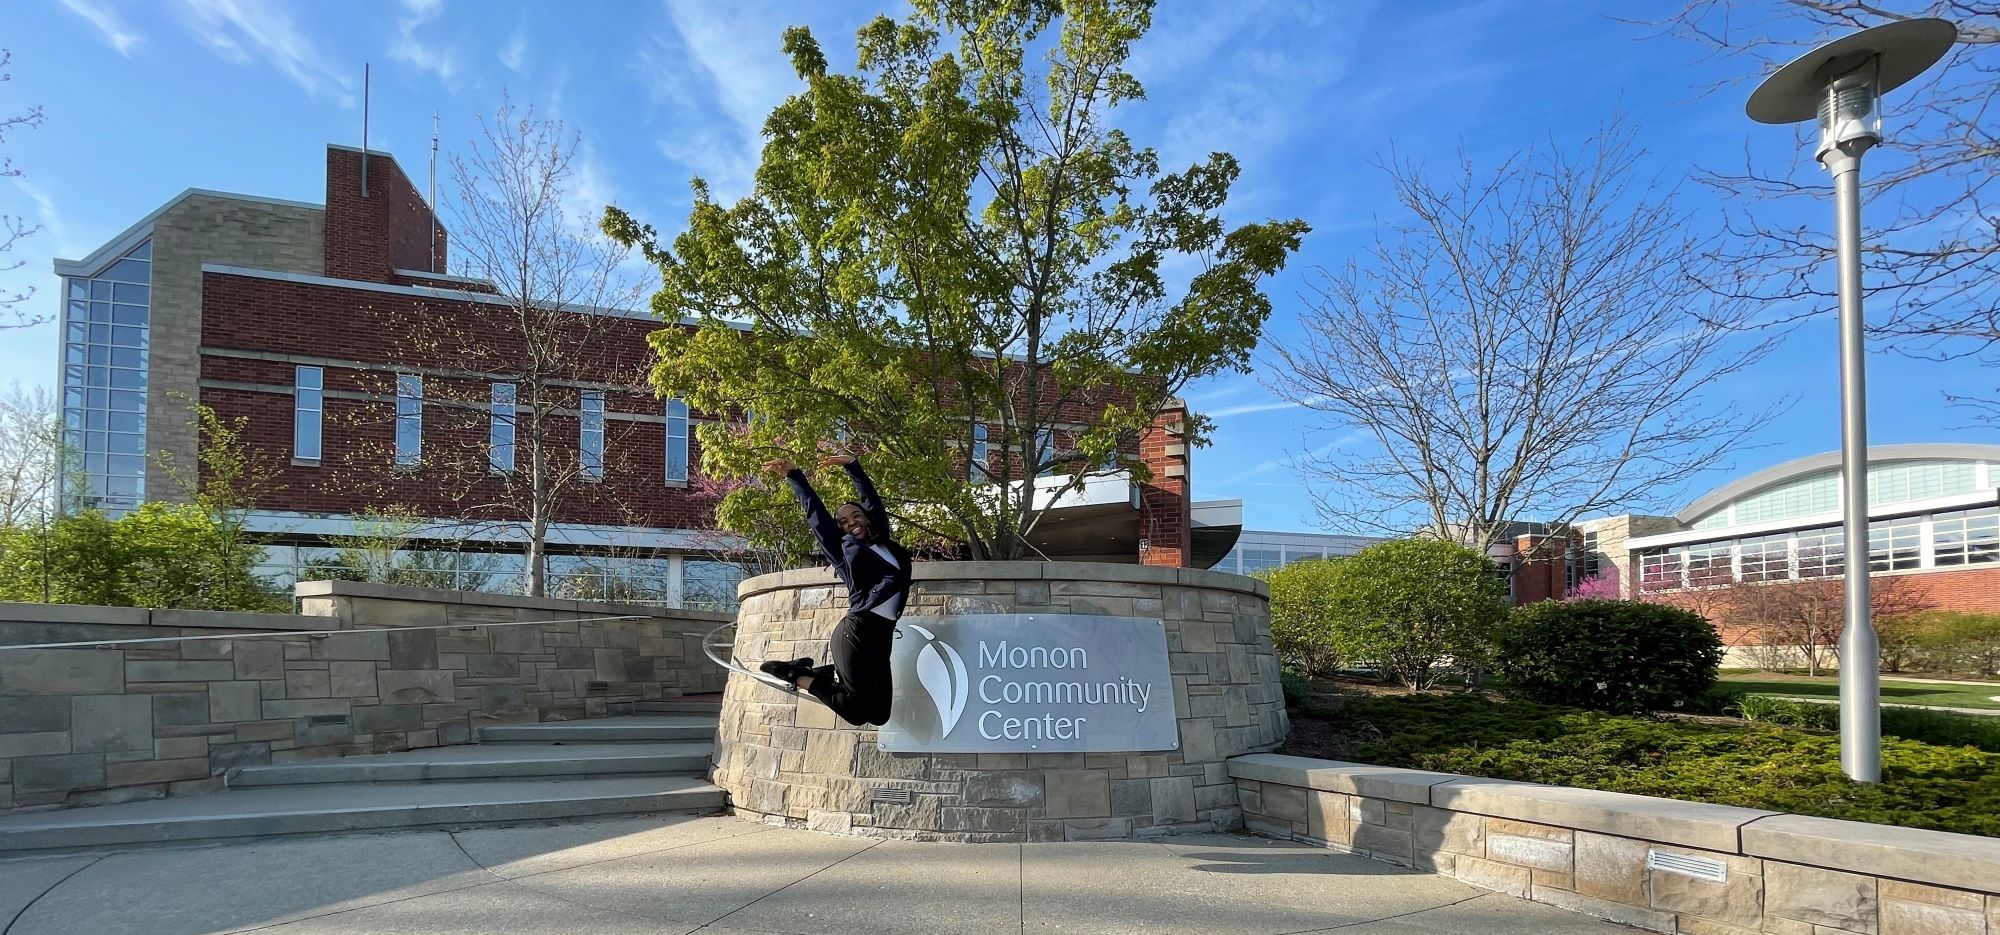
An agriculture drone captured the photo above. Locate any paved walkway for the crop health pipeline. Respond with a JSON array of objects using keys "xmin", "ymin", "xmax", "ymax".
[{"xmin": 0, "ymin": 815, "xmax": 1639, "ymax": 935}]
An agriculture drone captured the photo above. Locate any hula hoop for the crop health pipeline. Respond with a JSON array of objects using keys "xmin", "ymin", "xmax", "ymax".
[{"xmin": 702, "ymin": 620, "xmax": 832, "ymax": 705}]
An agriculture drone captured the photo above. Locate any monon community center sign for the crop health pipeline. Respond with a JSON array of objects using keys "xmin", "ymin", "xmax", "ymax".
[{"xmin": 877, "ymin": 614, "xmax": 1178, "ymax": 754}]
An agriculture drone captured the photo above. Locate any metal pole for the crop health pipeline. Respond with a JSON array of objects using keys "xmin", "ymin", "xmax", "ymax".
[{"xmin": 1826, "ymin": 142, "xmax": 1880, "ymax": 782}]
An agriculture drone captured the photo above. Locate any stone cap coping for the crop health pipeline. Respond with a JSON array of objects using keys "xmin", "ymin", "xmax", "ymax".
[
  {"xmin": 1742, "ymin": 813, "xmax": 2000, "ymax": 893},
  {"xmin": 738, "ymin": 560, "xmax": 1270, "ymax": 601},
  {"xmin": 0, "ymin": 601, "xmax": 325, "ymax": 632},
  {"xmin": 294, "ymin": 580, "xmax": 734, "ymax": 623},
  {"xmin": 1228, "ymin": 754, "xmax": 1462, "ymax": 805},
  {"xmin": 1231, "ymin": 754, "xmax": 1775, "ymax": 853}
]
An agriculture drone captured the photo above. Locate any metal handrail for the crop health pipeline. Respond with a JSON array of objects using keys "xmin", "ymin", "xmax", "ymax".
[{"xmin": 0, "ymin": 614, "xmax": 651, "ymax": 651}]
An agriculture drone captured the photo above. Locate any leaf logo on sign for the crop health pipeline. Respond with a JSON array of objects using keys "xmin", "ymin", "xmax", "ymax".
[{"xmin": 908, "ymin": 623, "xmax": 968, "ymax": 737}]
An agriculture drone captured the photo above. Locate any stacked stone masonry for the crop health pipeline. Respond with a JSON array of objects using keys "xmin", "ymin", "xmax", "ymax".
[
  {"xmin": 1232, "ymin": 754, "xmax": 2000, "ymax": 935},
  {"xmin": 0, "ymin": 581, "xmax": 726, "ymax": 813},
  {"xmin": 712, "ymin": 561, "xmax": 1284, "ymax": 843}
]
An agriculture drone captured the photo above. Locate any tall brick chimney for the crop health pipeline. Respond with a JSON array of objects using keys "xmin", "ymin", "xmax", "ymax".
[
  {"xmin": 1137, "ymin": 402, "xmax": 1193, "ymax": 568},
  {"xmin": 324, "ymin": 145, "xmax": 447, "ymax": 283}
]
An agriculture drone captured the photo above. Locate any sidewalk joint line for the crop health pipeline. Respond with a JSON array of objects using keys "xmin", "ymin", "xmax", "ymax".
[
  {"xmin": 1, "ymin": 854, "xmax": 104, "ymax": 935},
  {"xmin": 694, "ymin": 836, "xmax": 886, "ymax": 932}
]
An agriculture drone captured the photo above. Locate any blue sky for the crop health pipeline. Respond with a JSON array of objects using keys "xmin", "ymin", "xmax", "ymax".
[{"xmin": 5, "ymin": 0, "xmax": 1995, "ymax": 532}]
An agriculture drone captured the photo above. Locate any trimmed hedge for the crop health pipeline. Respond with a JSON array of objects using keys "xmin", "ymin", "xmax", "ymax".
[
  {"xmin": 1735, "ymin": 693, "xmax": 2000, "ymax": 753},
  {"xmin": 1496, "ymin": 599, "xmax": 1722, "ymax": 714},
  {"xmin": 1285, "ymin": 693, "xmax": 2000, "ymax": 837}
]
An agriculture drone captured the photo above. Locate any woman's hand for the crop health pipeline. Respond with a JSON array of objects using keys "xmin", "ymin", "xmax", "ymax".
[
  {"xmin": 818, "ymin": 454, "xmax": 854, "ymax": 468},
  {"xmin": 762, "ymin": 459, "xmax": 796, "ymax": 475}
]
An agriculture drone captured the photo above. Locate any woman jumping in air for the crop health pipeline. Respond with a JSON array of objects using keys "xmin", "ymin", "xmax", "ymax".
[{"xmin": 757, "ymin": 454, "xmax": 912, "ymax": 727}]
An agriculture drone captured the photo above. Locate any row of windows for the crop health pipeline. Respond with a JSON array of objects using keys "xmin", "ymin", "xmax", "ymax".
[
  {"xmin": 1216, "ymin": 539, "xmax": 1375, "ymax": 575},
  {"xmin": 59, "ymin": 240, "xmax": 152, "ymax": 512},
  {"xmin": 253, "ymin": 546, "xmax": 747, "ymax": 610},
  {"xmin": 292, "ymin": 367, "xmax": 693, "ymax": 483},
  {"xmin": 1636, "ymin": 507, "xmax": 2000, "ymax": 592},
  {"xmin": 1689, "ymin": 460, "xmax": 1985, "ymax": 530}
]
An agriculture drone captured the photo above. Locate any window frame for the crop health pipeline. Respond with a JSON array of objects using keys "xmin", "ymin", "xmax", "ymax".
[{"xmin": 293, "ymin": 366, "xmax": 324, "ymax": 463}]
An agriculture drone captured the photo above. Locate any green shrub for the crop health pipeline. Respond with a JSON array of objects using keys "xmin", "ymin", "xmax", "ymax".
[
  {"xmin": 1280, "ymin": 669, "xmax": 1310, "ymax": 708},
  {"xmin": 1495, "ymin": 599, "xmax": 1722, "ymax": 714},
  {"xmin": 1904, "ymin": 611, "xmax": 2000, "ymax": 676},
  {"xmin": 1289, "ymin": 693, "xmax": 2000, "ymax": 836},
  {"xmin": 0, "ymin": 505, "xmax": 282, "ymax": 611},
  {"xmin": 1261, "ymin": 558, "xmax": 1344, "ymax": 679},
  {"xmin": 1322, "ymin": 538, "xmax": 1509, "ymax": 690},
  {"xmin": 1737, "ymin": 692, "xmax": 2000, "ymax": 753}
]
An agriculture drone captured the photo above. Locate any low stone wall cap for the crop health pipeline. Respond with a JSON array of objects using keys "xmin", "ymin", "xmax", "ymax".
[
  {"xmin": 1228, "ymin": 754, "xmax": 1461, "ymax": 805},
  {"xmin": 1430, "ymin": 775, "xmax": 1775, "ymax": 852},
  {"xmin": 1742, "ymin": 812, "xmax": 2000, "ymax": 893}
]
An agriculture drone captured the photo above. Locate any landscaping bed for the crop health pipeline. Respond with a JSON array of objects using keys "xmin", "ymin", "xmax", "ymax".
[
  {"xmin": 1284, "ymin": 692, "xmax": 2000, "ymax": 837},
  {"xmin": 1718, "ymin": 671, "xmax": 2000, "ymax": 710}
]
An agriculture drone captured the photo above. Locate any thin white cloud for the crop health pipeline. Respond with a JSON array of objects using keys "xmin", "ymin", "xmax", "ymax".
[
  {"xmin": 171, "ymin": 0, "xmax": 353, "ymax": 106},
  {"xmin": 57, "ymin": 0, "xmax": 143, "ymax": 56},
  {"xmin": 391, "ymin": 0, "xmax": 460, "ymax": 84},
  {"xmin": 1209, "ymin": 395, "xmax": 1323, "ymax": 418},
  {"xmin": 636, "ymin": 1, "xmax": 806, "ymax": 198},
  {"xmin": 11, "ymin": 178, "xmax": 69, "ymax": 255},
  {"xmin": 498, "ymin": 24, "xmax": 528, "ymax": 73}
]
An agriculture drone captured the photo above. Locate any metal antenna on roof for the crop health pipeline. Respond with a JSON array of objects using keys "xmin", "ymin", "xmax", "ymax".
[
  {"xmin": 361, "ymin": 63, "xmax": 371, "ymax": 198},
  {"xmin": 429, "ymin": 111, "xmax": 440, "ymax": 271}
]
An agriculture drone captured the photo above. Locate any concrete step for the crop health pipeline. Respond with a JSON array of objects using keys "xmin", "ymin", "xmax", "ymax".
[
  {"xmin": 633, "ymin": 699, "xmax": 724, "ymax": 715},
  {"xmin": 478, "ymin": 716, "xmax": 715, "ymax": 744},
  {"xmin": 229, "ymin": 741, "xmax": 715, "ymax": 787},
  {"xmin": 0, "ymin": 776, "xmax": 726, "ymax": 854}
]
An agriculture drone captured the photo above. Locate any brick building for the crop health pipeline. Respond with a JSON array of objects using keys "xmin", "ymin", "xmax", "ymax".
[
  {"xmin": 1511, "ymin": 445, "xmax": 2000, "ymax": 653},
  {"xmin": 50, "ymin": 145, "xmax": 1212, "ymax": 608}
]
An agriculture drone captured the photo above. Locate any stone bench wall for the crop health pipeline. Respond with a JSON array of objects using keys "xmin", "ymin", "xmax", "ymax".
[
  {"xmin": 0, "ymin": 582, "xmax": 728, "ymax": 813},
  {"xmin": 1232, "ymin": 753, "xmax": 2000, "ymax": 935},
  {"xmin": 714, "ymin": 561, "xmax": 1284, "ymax": 842}
]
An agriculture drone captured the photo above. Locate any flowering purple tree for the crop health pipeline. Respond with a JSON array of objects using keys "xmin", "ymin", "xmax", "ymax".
[{"xmin": 1565, "ymin": 571, "xmax": 1623, "ymax": 601}]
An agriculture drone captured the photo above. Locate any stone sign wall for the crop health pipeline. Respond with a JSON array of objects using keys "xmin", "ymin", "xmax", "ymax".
[
  {"xmin": 0, "ymin": 582, "xmax": 727, "ymax": 813},
  {"xmin": 713, "ymin": 561, "xmax": 1285, "ymax": 842},
  {"xmin": 1232, "ymin": 753, "xmax": 2000, "ymax": 935}
]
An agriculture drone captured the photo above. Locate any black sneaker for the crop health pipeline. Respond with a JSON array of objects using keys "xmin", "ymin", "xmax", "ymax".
[{"xmin": 759, "ymin": 660, "xmax": 802, "ymax": 686}]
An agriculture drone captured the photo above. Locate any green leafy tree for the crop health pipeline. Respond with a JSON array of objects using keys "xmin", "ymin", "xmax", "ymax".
[
  {"xmin": 0, "ymin": 504, "xmax": 278, "ymax": 611},
  {"xmin": 1259, "ymin": 558, "xmax": 1344, "ymax": 680},
  {"xmin": 1322, "ymin": 538, "xmax": 1508, "ymax": 690},
  {"xmin": 603, "ymin": 0, "xmax": 1307, "ymax": 561},
  {"xmin": 0, "ymin": 509, "xmax": 119, "ymax": 605}
]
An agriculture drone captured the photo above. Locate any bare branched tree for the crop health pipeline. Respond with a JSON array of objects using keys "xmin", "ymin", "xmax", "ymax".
[
  {"xmin": 1, "ymin": 49, "xmax": 48, "ymax": 329},
  {"xmin": 386, "ymin": 98, "xmax": 647, "ymax": 597},
  {"xmin": 1267, "ymin": 125, "xmax": 1784, "ymax": 559},
  {"xmin": 0, "ymin": 382, "xmax": 61, "ymax": 527},
  {"xmin": 1639, "ymin": 2, "xmax": 2000, "ymax": 416}
]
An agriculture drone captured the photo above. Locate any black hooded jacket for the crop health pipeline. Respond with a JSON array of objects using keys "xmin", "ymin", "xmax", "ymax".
[{"xmin": 785, "ymin": 458, "xmax": 912, "ymax": 621}]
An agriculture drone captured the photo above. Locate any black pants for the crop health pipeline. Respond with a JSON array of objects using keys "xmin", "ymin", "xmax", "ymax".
[{"xmin": 807, "ymin": 612, "xmax": 896, "ymax": 726}]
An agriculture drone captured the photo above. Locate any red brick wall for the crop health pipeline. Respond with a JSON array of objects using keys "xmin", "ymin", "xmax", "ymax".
[
  {"xmin": 1511, "ymin": 534, "xmax": 1571, "ymax": 605},
  {"xmin": 324, "ymin": 147, "xmax": 446, "ymax": 282},
  {"xmin": 1640, "ymin": 565, "xmax": 2000, "ymax": 644},
  {"xmin": 200, "ymin": 270, "xmax": 713, "ymax": 531},
  {"xmin": 1137, "ymin": 405, "xmax": 1191, "ymax": 567}
]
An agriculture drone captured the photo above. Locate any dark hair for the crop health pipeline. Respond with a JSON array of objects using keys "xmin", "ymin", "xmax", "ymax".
[{"xmin": 839, "ymin": 501, "xmax": 864, "ymax": 513}]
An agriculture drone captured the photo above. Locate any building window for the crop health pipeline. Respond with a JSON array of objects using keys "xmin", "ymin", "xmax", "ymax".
[
  {"xmin": 293, "ymin": 366, "xmax": 323, "ymax": 462},
  {"xmin": 59, "ymin": 239, "xmax": 151, "ymax": 512},
  {"xmin": 1240, "ymin": 548, "xmax": 1282, "ymax": 575},
  {"xmin": 971, "ymin": 423, "xmax": 990, "ymax": 481},
  {"xmin": 1796, "ymin": 529, "xmax": 1844, "ymax": 578},
  {"xmin": 580, "ymin": 390, "xmax": 605, "ymax": 480},
  {"xmin": 1932, "ymin": 507, "xmax": 2000, "ymax": 567},
  {"xmin": 1869, "ymin": 520, "xmax": 1922, "ymax": 572},
  {"xmin": 664, "ymin": 398, "xmax": 689, "ymax": 483},
  {"xmin": 1036, "ymin": 427, "xmax": 1055, "ymax": 477},
  {"xmin": 1869, "ymin": 460, "xmax": 1976, "ymax": 507},
  {"xmin": 489, "ymin": 383, "xmax": 515, "ymax": 472},
  {"xmin": 682, "ymin": 559, "xmax": 746, "ymax": 611},
  {"xmin": 395, "ymin": 374, "xmax": 422, "ymax": 468},
  {"xmin": 1686, "ymin": 544, "xmax": 1732, "ymax": 587},
  {"xmin": 1738, "ymin": 534, "xmax": 1789, "ymax": 583},
  {"xmin": 1639, "ymin": 551, "xmax": 1685, "ymax": 592}
]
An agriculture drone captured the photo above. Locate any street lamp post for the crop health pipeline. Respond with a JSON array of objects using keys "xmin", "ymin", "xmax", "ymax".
[{"xmin": 1747, "ymin": 18, "xmax": 1956, "ymax": 783}]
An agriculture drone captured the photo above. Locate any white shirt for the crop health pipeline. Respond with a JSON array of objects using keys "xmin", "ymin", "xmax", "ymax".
[{"xmin": 866, "ymin": 544, "xmax": 903, "ymax": 620}]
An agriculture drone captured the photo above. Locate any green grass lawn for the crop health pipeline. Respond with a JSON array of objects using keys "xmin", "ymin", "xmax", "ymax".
[{"xmin": 1718, "ymin": 672, "xmax": 2000, "ymax": 710}]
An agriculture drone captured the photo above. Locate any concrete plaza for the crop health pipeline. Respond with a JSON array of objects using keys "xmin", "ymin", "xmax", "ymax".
[{"xmin": 0, "ymin": 814, "xmax": 1641, "ymax": 934}]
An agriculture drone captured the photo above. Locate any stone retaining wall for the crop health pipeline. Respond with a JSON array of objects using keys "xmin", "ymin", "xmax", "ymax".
[
  {"xmin": 0, "ymin": 582, "xmax": 727, "ymax": 813},
  {"xmin": 713, "ymin": 561, "xmax": 1284, "ymax": 842},
  {"xmin": 1232, "ymin": 753, "xmax": 2000, "ymax": 935}
]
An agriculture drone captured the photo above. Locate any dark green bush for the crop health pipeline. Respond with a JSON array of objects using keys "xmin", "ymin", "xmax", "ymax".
[
  {"xmin": 1280, "ymin": 669, "xmax": 1310, "ymax": 708},
  {"xmin": 1737, "ymin": 693, "xmax": 2000, "ymax": 753},
  {"xmin": 1321, "ymin": 538, "xmax": 1509, "ymax": 690},
  {"xmin": 1288, "ymin": 693, "xmax": 2000, "ymax": 837},
  {"xmin": 1495, "ymin": 599, "xmax": 1722, "ymax": 714}
]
